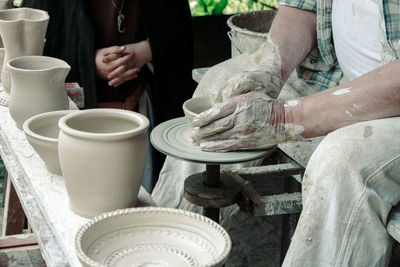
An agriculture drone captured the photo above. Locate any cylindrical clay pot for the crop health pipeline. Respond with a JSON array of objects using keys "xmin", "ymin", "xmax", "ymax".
[
  {"xmin": 58, "ymin": 109, "xmax": 150, "ymax": 217},
  {"xmin": 8, "ymin": 55, "xmax": 70, "ymax": 129},
  {"xmin": 0, "ymin": 7, "xmax": 49, "ymax": 93}
]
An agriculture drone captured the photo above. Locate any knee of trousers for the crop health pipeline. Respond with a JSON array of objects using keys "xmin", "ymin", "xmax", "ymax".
[{"xmin": 303, "ymin": 118, "xmax": 400, "ymax": 195}]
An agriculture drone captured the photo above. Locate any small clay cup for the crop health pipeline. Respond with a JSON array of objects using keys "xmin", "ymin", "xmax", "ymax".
[{"xmin": 182, "ymin": 96, "xmax": 212, "ymax": 127}]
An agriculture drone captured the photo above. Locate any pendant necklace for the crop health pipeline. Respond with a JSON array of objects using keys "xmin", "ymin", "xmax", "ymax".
[{"xmin": 111, "ymin": 0, "xmax": 126, "ymax": 33}]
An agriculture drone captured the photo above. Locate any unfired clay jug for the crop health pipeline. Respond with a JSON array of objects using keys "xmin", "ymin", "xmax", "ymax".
[
  {"xmin": 0, "ymin": 7, "xmax": 49, "ymax": 93},
  {"xmin": 58, "ymin": 109, "xmax": 150, "ymax": 217},
  {"xmin": 8, "ymin": 55, "xmax": 70, "ymax": 129}
]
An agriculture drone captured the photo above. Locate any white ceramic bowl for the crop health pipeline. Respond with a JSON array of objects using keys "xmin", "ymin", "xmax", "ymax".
[
  {"xmin": 75, "ymin": 207, "xmax": 231, "ymax": 267},
  {"xmin": 22, "ymin": 110, "xmax": 76, "ymax": 175},
  {"xmin": 182, "ymin": 96, "xmax": 212, "ymax": 127}
]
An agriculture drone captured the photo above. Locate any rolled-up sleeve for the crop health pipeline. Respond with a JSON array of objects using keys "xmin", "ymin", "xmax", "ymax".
[{"xmin": 279, "ymin": 0, "xmax": 317, "ymax": 12}]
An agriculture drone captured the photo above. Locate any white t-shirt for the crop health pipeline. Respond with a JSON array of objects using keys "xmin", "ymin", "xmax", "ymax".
[{"xmin": 332, "ymin": 0, "xmax": 383, "ymax": 81}]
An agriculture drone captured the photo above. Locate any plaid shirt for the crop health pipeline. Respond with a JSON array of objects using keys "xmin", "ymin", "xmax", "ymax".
[{"xmin": 279, "ymin": 0, "xmax": 400, "ymax": 90}]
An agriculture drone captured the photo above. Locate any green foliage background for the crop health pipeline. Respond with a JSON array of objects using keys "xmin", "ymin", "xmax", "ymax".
[{"xmin": 189, "ymin": 0, "xmax": 278, "ymax": 16}]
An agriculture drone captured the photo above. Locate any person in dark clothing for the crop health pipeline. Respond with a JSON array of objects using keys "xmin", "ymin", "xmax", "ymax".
[{"xmin": 21, "ymin": 0, "xmax": 196, "ymax": 192}]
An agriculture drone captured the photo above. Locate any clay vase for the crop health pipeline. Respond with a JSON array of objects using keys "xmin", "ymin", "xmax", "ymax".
[
  {"xmin": 0, "ymin": 7, "xmax": 49, "ymax": 94},
  {"xmin": 8, "ymin": 55, "xmax": 70, "ymax": 129},
  {"xmin": 58, "ymin": 109, "xmax": 150, "ymax": 217},
  {"xmin": 0, "ymin": 1, "xmax": 9, "ymax": 80}
]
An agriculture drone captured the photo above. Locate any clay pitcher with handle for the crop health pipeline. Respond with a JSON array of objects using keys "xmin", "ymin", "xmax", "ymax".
[
  {"xmin": 8, "ymin": 55, "xmax": 70, "ymax": 129},
  {"xmin": 0, "ymin": 7, "xmax": 49, "ymax": 94}
]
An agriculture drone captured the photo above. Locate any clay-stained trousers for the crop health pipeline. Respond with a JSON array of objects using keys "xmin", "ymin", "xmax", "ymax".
[{"xmin": 283, "ymin": 117, "xmax": 400, "ymax": 267}]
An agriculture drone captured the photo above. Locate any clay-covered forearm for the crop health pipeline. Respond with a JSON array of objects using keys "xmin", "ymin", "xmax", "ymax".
[
  {"xmin": 286, "ymin": 60, "xmax": 400, "ymax": 138},
  {"xmin": 269, "ymin": 5, "xmax": 317, "ymax": 82}
]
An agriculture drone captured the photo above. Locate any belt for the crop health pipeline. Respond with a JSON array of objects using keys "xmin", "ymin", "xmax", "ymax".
[{"xmin": 98, "ymin": 80, "xmax": 146, "ymax": 111}]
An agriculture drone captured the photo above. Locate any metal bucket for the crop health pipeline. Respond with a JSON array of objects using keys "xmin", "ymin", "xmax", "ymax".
[{"xmin": 227, "ymin": 10, "xmax": 277, "ymax": 57}]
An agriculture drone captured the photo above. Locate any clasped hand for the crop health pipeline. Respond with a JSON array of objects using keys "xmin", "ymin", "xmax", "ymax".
[{"xmin": 95, "ymin": 40, "xmax": 152, "ymax": 87}]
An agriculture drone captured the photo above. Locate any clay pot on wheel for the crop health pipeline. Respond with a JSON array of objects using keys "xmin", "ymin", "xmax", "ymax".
[
  {"xmin": 58, "ymin": 109, "xmax": 150, "ymax": 217},
  {"xmin": 182, "ymin": 96, "xmax": 212, "ymax": 128},
  {"xmin": 8, "ymin": 55, "xmax": 70, "ymax": 129},
  {"xmin": 0, "ymin": 7, "xmax": 49, "ymax": 93}
]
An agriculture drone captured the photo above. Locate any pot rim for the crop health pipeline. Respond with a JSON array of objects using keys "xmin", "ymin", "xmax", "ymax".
[
  {"xmin": 59, "ymin": 108, "xmax": 150, "ymax": 140},
  {"xmin": 23, "ymin": 110, "xmax": 76, "ymax": 143},
  {"xmin": 226, "ymin": 9, "xmax": 276, "ymax": 38},
  {"xmin": 182, "ymin": 95, "xmax": 211, "ymax": 120},
  {"xmin": 7, "ymin": 55, "xmax": 71, "ymax": 73},
  {"xmin": 0, "ymin": 7, "xmax": 49, "ymax": 23}
]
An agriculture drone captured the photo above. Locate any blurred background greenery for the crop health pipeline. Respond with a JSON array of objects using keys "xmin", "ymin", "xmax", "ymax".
[{"xmin": 189, "ymin": 0, "xmax": 278, "ymax": 16}]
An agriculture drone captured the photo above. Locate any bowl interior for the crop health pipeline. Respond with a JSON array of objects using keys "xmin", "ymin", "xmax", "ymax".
[
  {"xmin": 182, "ymin": 96, "xmax": 212, "ymax": 121},
  {"xmin": 30, "ymin": 117, "xmax": 60, "ymax": 139},
  {"xmin": 76, "ymin": 208, "xmax": 231, "ymax": 267},
  {"xmin": 25, "ymin": 110, "xmax": 75, "ymax": 140},
  {"xmin": 65, "ymin": 113, "xmax": 140, "ymax": 134}
]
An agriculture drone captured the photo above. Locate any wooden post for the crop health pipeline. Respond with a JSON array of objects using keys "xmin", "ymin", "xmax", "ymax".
[
  {"xmin": 203, "ymin": 165, "xmax": 220, "ymax": 223},
  {"xmin": 2, "ymin": 173, "xmax": 25, "ymax": 236}
]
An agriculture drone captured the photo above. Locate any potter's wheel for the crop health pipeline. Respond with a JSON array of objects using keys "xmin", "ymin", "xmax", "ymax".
[{"xmin": 150, "ymin": 117, "xmax": 275, "ymax": 164}]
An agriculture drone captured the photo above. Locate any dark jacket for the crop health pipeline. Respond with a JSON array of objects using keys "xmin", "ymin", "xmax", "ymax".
[
  {"xmin": 22, "ymin": 0, "xmax": 195, "ymax": 125},
  {"xmin": 22, "ymin": 0, "xmax": 196, "ymax": 188}
]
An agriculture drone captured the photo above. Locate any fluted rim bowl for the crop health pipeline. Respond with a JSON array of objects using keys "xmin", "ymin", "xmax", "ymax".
[
  {"xmin": 59, "ymin": 109, "xmax": 150, "ymax": 141},
  {"xmin": 22, "ymin": 110, "xmax": 76, "ymax": 173},
  {"xmin": 75, "ymin": 207, "xmax": 231, "ymax": 267},
  {"xmin": 0, "ymin": 7, "xmax": 49, "ymax": 22},
  {"xmin": 182, "ymin": 96, "xmax": 212, "ymax": 125}
]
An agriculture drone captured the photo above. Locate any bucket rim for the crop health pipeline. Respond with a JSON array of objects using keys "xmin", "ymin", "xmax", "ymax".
[{"xmin": 227, "ymin": 10, "xmax": 276, "ymax": 37}]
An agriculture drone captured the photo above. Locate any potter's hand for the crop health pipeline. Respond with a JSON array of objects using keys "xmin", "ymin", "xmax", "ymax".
[
  {"xmin": 95, "ymin": 45, "xmax": 140, "ymax": 87},
  {"xmin": 194, "ymin": 35, "xmax": 283, "ymax": 104},
  {"xmin": 191, "ymin": 91, "xmax": 303, "ymax": 152},
  {"xmin": 223, "ymin": 69, "xmax": 282, "ymax": 99}
]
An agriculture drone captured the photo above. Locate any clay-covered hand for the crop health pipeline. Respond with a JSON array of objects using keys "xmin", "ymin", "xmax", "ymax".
[
  {"xmin": 95, "ymin": 45, "xmax": 140, "ymax": 87},
  {"xmin": 194, "ymin": 35, "xmax": 283, "ymax": 104},
  {"xmin": 191, "ymin": 91, "xmax": 303, "ymax": 152}
]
